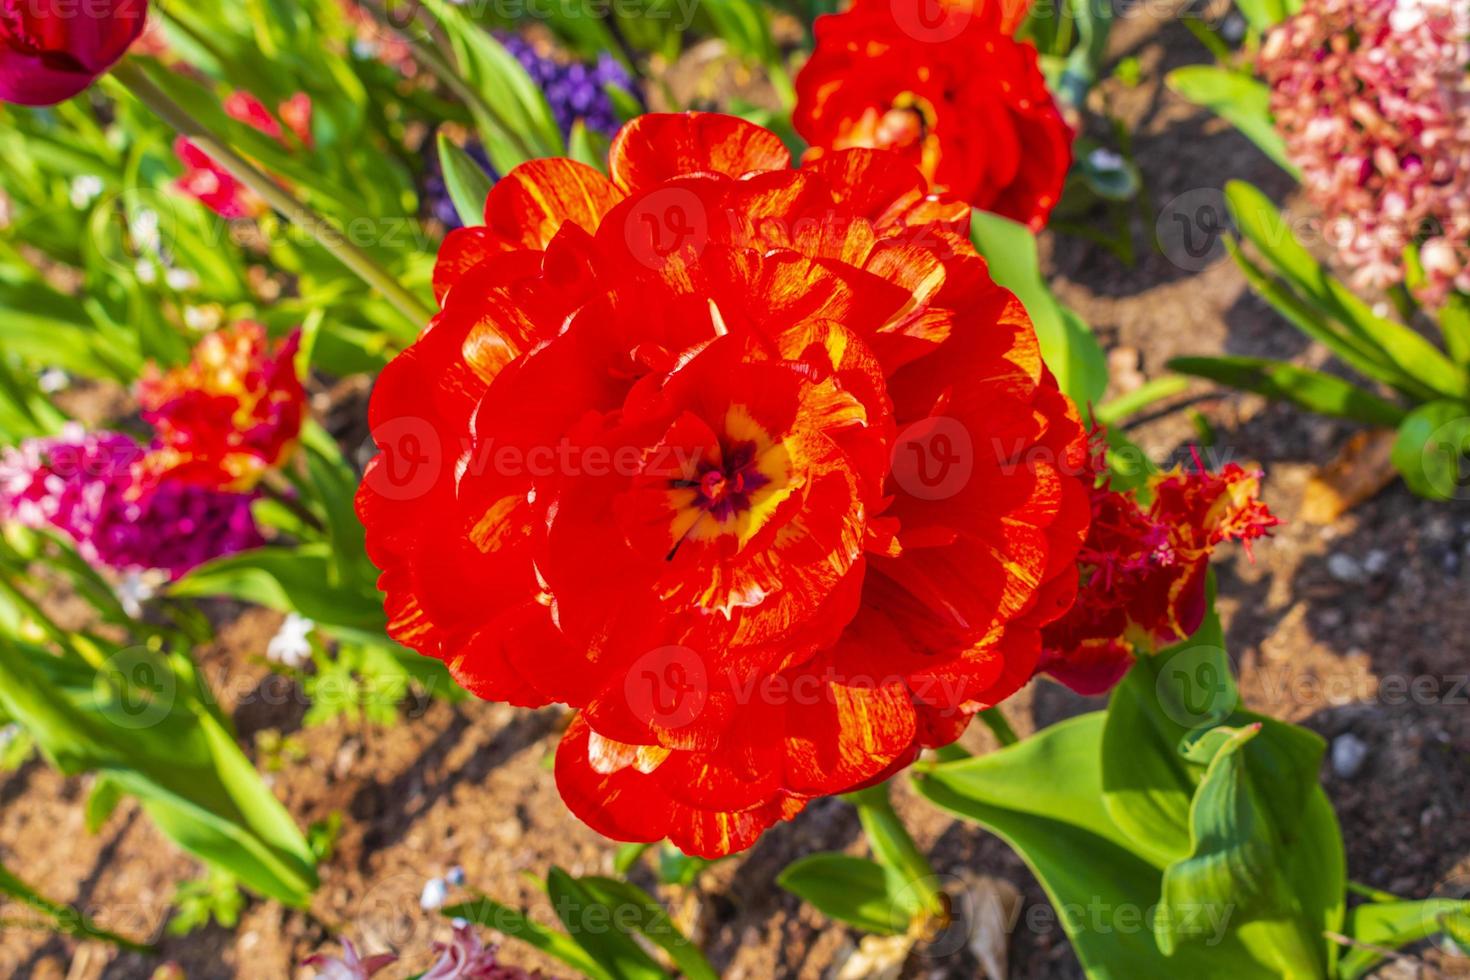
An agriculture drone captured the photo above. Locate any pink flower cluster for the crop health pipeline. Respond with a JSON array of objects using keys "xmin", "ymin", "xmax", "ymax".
[
  {"xmin": 0, "ymin": 425, "xmax": 262, "ymax": 580},
  {"xmin": 1260, "ymin": 0, "xmax": 1470, "ymax": 305}
]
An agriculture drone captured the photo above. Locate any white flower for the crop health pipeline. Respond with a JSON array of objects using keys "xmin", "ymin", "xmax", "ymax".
[
  {"xmin": 267, "ymin": 613, "xmax": 316, "ymax": 669},
  {"xmin": 117, "ymin": 571, "xmax": 161, "ymax": 618},
  {"xmin": 37, "ymin": 369, "xmax": 69, "ymax": 394},
  {"xmin": 419, "ymin": 877, "xmax": 449, "ymax": 911},
  {"xmin": 70, "ymin": 175, "xmax": 104, "ymax": 209},
  {"xmin": 131, "ymin": 209, "xmax": 161, "ymax": 253},
  {"xmin": 165, "ymin": 267, "xmax": 199, "ymax": 292}
]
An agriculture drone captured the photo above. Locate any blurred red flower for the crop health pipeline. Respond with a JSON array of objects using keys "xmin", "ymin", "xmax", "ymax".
[
  {"xmin": 0, "ymin": 0, "xmax": 147, "ymax": 106},
  {"xmin": 1037, "ymin": 443, "xmax": 1280, "ymax": 695},
  {"xmin": 357, "ymin": 112, "xmax": 1091, "ymax": 857},
  {"xmin": 174, "ymin": 90, "xmax": 313, "ymax": 218},
  {"xmin": 136, "ymin": 322, "xmax": 305, "ymax": 493},
  {"xmin": 793, "ymin": 0, "xmax": 1071, "ymax": 231}
]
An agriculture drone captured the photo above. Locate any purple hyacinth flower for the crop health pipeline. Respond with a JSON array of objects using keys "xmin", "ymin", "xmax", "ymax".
[{"xmin": 423, "ymin": 36, "xmax": 642, "ymax": 230}]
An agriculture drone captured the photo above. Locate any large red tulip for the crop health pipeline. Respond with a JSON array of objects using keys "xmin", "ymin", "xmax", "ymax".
[{"xmin": 358, "ymin": 112, "xmax": 1093, "ymax": 857}]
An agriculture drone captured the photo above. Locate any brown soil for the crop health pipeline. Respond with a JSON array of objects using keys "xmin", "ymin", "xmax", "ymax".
[{"xmin": 3, "ymin": 13, "xmax": 1469, "ymax": 980}]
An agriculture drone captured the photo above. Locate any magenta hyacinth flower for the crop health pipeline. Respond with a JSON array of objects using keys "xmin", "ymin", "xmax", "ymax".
[{"xmin": 0, "ymin": 425, "xmax": 263, "ymax": 580}]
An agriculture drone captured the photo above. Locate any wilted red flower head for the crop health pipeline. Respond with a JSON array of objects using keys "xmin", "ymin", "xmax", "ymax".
[
  {"xmin": 174, "ymin": 90, "xmax": 313, "ymax": 218},
  {"xmin": 136, "ymin": 322, "xmax": 305, "ymax": 492},
  {"xmin": 0, "ymin": 0, "xmax": 147, "ymax": 106},
  {"xmin": 1037, "ymin": 443, "xmax": 1279, "ymax": 695},
  {"xmin": 358, "ymin": 112, "xmax": 1091, "ymax": 857},
  {"xmin": 793, "ymin": 0, "xmax": 1072, "ymax": 231}
]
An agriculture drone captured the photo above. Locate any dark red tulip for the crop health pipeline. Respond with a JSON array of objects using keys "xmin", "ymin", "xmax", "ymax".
[{"xmin": 0, "ymin": 0, "xmax": 148, "ymax": 106}]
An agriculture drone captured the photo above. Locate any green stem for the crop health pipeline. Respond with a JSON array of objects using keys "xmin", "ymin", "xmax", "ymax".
[
  {"xmin": 845, "ymin": 782, "xmax": 949, "ymax": 930},
  {"xmin": 109, "ymin": 59, "xmax": 434, "ymax": 328},
  {"xmin": 978, "ymin": 706, "xmax": 1019, "ymax": 747},
  {"xmin": 1094, "ymin": 375, "xmax": 1192, "ymax": 428}
]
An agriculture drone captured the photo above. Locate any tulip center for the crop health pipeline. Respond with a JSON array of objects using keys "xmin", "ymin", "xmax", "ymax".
[
  {"xmin": 685, "ymin": 440, "xmax": 771, "ymax": 522},
  {"xmin": 651, "ymin": 406, "xmax": 796, "ymax": 562},
  {"xmin": 875, "ymin": 93, "xmax": 936, "ymax": 151}
]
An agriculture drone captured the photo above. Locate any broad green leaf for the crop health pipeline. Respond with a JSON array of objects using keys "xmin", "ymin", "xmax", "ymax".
[
  {"xmin": 0, "ymin": 640, "xmax": 318, "ymax": 905},
  {"xmin": 777, "ymin": 853, "xmax": 913, "ymax": 936},
  {"xmin": 1438, "ymin": 291, "xmax": 1470, "ymax": 366},
  {"xmin": 444, "ymin": 896, "xmax": 611, "ymax": 980},
  {"xmin": 916, "ymin": 714, "xmax": 1277, "ymax": 976},
  {"xmin": 1102, "ymin": 589, "xmax": 1233, "ymax": 868},
  {"xmin": 1167, "ymin": 69, "xmax": 1296, "ymax": 175},
  {"xmin": 545, "ymin": 868, "xmax": 668, "ymax": 980},
  {"xmin": 1226, "ymin": 181, "xmax": 1467, "ymax": 400},
  {"xmin": 1157, "ymin": 724, "xmax": 1327, "ymax": 975},
  {"xmin": 1224, "ymin": 238, "xmax": 1421, "ymax": 396},
  {"xmin": 1169, "ymin": 355, "xmax": 1407, "ymax": 427},
  {"xmin": 579, "ymin": 876, "xmax": 719, "ymax": 980},
  {"xmin": 169, "ymin": 544, "xmax": 387, "ymax": 631},
  {"xmin": 436, "ymin": 133, "xmax": 494, "ymax": 228},
  {"xmin": 1391, "ymin": 400, "xmax": 1470, "ymax": 500},
  {"xmin": 1339, "ymin": 898, "xmax": 1470, "ymax": 979},
  {"xmin": 970, "ymin": 209, "xmax": 1107, "ymax": 407}
]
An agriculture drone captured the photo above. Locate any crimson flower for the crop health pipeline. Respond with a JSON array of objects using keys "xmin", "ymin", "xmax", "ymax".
[
  {"xmin": 174, "ymin": 90, "xmax": 313, "ymax": 218},
  {"xmin": 1037, "ymin": 443, "xmax": 1280, "ymax": 695},
  {"xmin": 793, "ymin": 0, "xmax": 1072, "ymax": 231},
  {"xmin": 135, "ymin": 322, "xmax": 305, "ymax": 492},
  {"xmin": 0, "ymin": 0, "xmax": 147, "ymax": 106},
  {"xmin": 358, "ymin": 112, "xmax": 1090, "ymax": 857}
]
